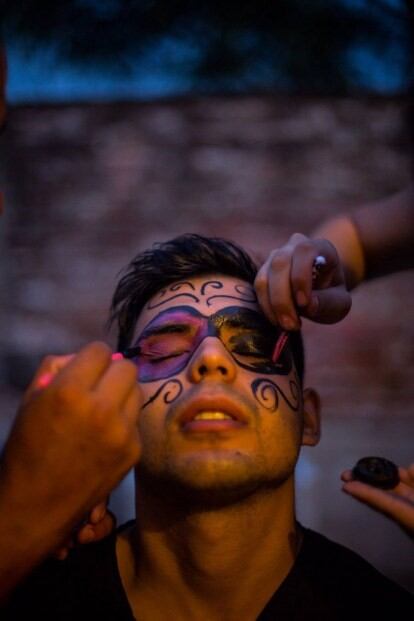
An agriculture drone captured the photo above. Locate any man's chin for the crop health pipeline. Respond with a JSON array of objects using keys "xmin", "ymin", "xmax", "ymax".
[{"xmin": 136, "ymin": 452, "xmax": 279, "ymax": 508}]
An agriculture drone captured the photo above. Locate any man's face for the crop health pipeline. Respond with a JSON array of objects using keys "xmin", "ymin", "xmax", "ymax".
[{"xmin": 130, "ymin": 274, "xmax": 306, "ymax": 502}]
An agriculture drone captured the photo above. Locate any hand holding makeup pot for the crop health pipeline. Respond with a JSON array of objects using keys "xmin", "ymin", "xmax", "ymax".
[
  {"xmin": 254, "ymin": 233, "xmax": 351, "ymax": 330},
  {"xmin": 341, "ymin": 462, "xmax": 414, "ymax": 539},
  {"xmin": 0, "ymin": 342, "xmax": 142, "ymax": 597}
]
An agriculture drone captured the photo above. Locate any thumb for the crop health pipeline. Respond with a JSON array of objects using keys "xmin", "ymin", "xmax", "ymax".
[{"xmin": 303, "ymin": 286, "xmax": 352, "ymax": 324}]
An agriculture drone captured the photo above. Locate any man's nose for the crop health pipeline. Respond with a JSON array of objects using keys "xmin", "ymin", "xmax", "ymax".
[{"xmin": 187, "ymin": 337, "xmax": 237, "ymax": 383}]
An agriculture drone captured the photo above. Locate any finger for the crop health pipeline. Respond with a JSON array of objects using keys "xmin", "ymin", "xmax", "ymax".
[
  {"xmin": 398, "ymin": 467, "xmax": 411, "ymax": 485},
  {"xmin": 121, "ymin": 383, "xmax": 143, "ymax": 427},
  {"xmin": 94, "ymin": 358, "xmax": 139, "ymax": 409},
  {"xmin": 340, "ymin": 469, "xmax": 353, "ymax": 482},
  {"xmin": 291, "ymin": 238, "xmax": 341, "ymax": 298},
  {"xmin": 309, "ymin": 238, "xmax": 344, "ymax": 287},
  {"xmin": 77, "ymin": 511, "xmax": 116, "ymax": 544},
  {"xmin": 24, "ymin": 354, "xmax": 75, "ymax": 401},
  {"xmin": 302, "ymin": 286, "xmax": 352, "ymax": 324},
  {"xmin": 256, "ymin": 253, "xmax": 300, "ymax": 329},
  {"xmin": 341, "ymin": 469, "xmax": 414, "ymax": 500},
  {"xmin": 88, "ymin": 501, "xmax": 108, "ymax": 524},
  {"xmin": 394, "ymin": 481, "xmax": 414, "ymax": 503},
  {"xmin": 406, "ymin": 463, "xmax": 414, "ymax": 481},
  {"xmin": 264, "ymin": 249, "xmax": 301, "ymax": 329},
  {"xmin": 290, "ymin": 241, "xmax": 319, "ymax": 308},
  {"xmin": 254, "ymin": 261, "xmax": 277, "ymax": 326},
  {"xmin": 258, "ymin": 246, "xmax": 305, "ymax": 330},
  {"xmin": 342, "ymin": 481, "xmax": 414, "ymax": 531},
  {"xmin": 53, "ymin": 341, "xmax": 112, "ymax": 392}
]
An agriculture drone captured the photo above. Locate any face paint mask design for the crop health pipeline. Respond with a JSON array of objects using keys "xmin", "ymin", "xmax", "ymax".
[{"xmin": 123, "ymin": 305, "xmax": 292, "ymax": 383}]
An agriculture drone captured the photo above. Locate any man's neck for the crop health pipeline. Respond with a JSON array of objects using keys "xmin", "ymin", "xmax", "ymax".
[{"xmin": 117, "ymin": 479, "xmax": 301, "ymax": 621}]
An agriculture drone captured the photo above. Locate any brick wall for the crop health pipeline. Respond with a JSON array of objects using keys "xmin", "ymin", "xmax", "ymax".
[{"xmin": 1, "ymin": 94, "xmax": 413, "ymax": 590}]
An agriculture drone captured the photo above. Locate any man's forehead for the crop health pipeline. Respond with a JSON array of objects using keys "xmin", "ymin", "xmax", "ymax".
[{"xmin": 134, "ymin": 274, "xmax": 260, "ymax": 336}]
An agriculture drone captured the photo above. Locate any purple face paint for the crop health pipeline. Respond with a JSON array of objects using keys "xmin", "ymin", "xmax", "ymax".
[{"xmin": 123, "ymin": 305, "xmax": 292, "ymax": 383}]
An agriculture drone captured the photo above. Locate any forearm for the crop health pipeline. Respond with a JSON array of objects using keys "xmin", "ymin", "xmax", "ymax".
[
  {"xmin": 312, "ymin": 186, "xmax": 414, "ymax": 290},
  {"xmin": 0, "ymin": 486, "xmax": 66, "ymax": 602}
]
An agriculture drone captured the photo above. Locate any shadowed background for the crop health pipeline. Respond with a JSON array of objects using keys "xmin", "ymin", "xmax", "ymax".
[{"xmin": 1, "ymin": 0, "xmax": 413, "ymax": 591}]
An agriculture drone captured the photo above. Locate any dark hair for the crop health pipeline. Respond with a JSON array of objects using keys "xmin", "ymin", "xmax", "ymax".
[{"xmin": 109, "ymin": 234, "xmax": 304, "ymax": 382}]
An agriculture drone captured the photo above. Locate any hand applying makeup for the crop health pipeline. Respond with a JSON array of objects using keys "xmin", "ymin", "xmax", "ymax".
[
  {"xmin": 27, "ymin": 350, "xmax": 131, "ymax": 560},
  {"xmin": 0, "ymin": 342, "xmax": 142, "ymax": 600},
  {"xmin": 254, "ymin": 233, "xmax": 351, "ymax": 330}
]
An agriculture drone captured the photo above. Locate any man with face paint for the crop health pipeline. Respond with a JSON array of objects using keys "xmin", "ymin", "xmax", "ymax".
[{"xmin": 3, "ymin": 234, "xmax": 412, "ymax": 620}]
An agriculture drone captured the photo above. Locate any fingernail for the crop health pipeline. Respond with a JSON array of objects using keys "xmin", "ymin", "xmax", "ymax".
[
  {"xmin": 111, "ymin": 352, "xmax": 124, "ymax": 361},
  {"xmin": 280, "ymin": 315, "xmax": 297, "ymax": 330},
  {"xmin": 37, "ymin": 372, "xmax": 53, "ymax": 389},
  {"xmin": 296, "ymin": 291, "xmax": 307, "ymax": 307}
]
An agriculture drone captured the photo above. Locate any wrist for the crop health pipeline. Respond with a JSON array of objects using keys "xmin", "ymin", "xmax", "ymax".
[{"xmin": 312, "ymin": 215, "xmax": 366, "ymax": 290}]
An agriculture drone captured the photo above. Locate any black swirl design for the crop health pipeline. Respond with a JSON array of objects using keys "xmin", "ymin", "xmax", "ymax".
[
  {"xmin": 252, "ymin": 379, "xmax": 279, "ymax": 412},
  {"xmin": 147, "ymin": 293, "xmax": 200, "ymax": 310},
  {"xmin": 206, "ymin": 283, "xmax": 257, "ymax": 306},
  {"xmin": 146, "ymin": 281, "xmax": 198, "ymax": 309},
  {"xmin": 142, "ymin": 379, "xmax": 183, "ymax": 409},
  {"xmin": 169, "ymin": 281, "xmax": 196, "ymax": 291},
  {"xmin": 200, "ymin": 280, "xmax": 223, "ymax": 296},
  {"xmin": 251, "ymin": 378, "xmax": 300, "ymax": 412}
]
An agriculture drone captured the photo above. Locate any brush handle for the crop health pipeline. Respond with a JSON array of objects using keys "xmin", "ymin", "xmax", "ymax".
[{"xmin": 272, "ymin": 255, "xmax": 326, "ymax": 365}]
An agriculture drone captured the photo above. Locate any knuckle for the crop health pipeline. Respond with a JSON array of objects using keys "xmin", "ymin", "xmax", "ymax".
[
  {"xmin": 91, "ymin": 396, "xmax": 115, "ymax": 422},
  {"xmin": 269, "ymin": 250, "xmax": 289, "ymax": 270},
  {"xmin": 53, "ymin": 384, "xmax": 82, "ymax": 408},
  {"xmin": 85, "ymin": 341, "xmax": 112, "ymax": 359},
  {"xmin": 289, "ymin": 232, "xmax": 308, "ymax": 245},
  {"xmin": 295, "ymin": 240, "xmax": 314, "ymax": 257}
]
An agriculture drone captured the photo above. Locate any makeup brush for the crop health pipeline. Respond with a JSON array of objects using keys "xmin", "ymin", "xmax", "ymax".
[{"xmin": 272, "ymin": 255, "xmax": 326, "ymax": 364}]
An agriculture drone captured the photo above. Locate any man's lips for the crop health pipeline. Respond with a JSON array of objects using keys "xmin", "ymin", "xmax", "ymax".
[{"xmin": 176, "ymin": 394, "xmax": 250, "ymax": 430}]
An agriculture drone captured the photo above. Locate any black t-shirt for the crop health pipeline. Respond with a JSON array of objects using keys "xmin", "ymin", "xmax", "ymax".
[{"xmin": 3, "ymin": 523, "xmax": 412, "ymax": 620}]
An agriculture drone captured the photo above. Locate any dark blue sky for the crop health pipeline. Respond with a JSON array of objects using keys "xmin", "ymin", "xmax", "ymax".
[{"xmin": 5, "ymin": 0, "xmax": 411, "ymax": 103}]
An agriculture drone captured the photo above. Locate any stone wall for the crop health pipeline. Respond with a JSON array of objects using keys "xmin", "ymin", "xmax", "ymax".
[{"xmin": 1, "ymin": 94, "xmax": 413, "ymax": 590}]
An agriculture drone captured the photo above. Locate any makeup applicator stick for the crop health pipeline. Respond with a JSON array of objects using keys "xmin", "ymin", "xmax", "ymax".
[{"xmin": 272, "ymin": 255, "xmax": 326, "ymax": 363}]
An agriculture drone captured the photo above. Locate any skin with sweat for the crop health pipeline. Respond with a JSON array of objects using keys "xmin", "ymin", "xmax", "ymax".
[{"xmin": 116, "ymin": 275, "xmax": 320, "ymax": 621}]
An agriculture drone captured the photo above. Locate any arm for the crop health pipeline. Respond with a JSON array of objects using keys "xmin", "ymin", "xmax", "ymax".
[
  {"xmin": 313, "ymin": 185, "xmax": 414, "ymax": 290},
  {"xmin": 0, "ymin": 342, "xmax": 142, "ymax": 602},
  {"xmin": 255, "ymin": 186, "xmax": 414, "ymax": 329}
]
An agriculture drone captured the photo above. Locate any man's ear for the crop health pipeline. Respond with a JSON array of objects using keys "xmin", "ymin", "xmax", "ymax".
[{"xmin": 301, "ymin": 388, "xmax": 321, "ymax": 447}]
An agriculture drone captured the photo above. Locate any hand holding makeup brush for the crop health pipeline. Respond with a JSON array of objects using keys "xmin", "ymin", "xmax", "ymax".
[
  {"xmin": 0, "ymin": 342, "xmax": 142, "ymax": 600},
  {"xmin": 255, "ymin": 233, "xmax": 351, "ymax": 330}
]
